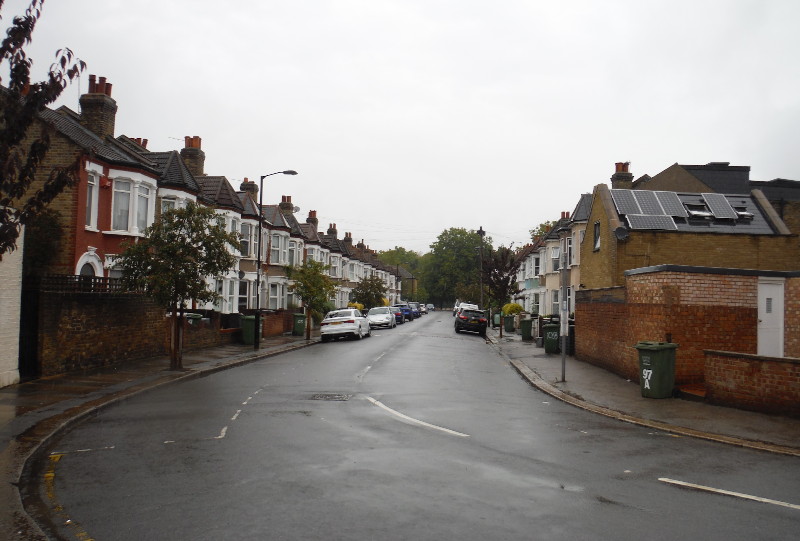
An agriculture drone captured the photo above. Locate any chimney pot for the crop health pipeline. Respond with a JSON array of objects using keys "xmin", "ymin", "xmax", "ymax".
[{"xmin": 105, "ymin": 83, "xmax": 112, "ymax": 96}]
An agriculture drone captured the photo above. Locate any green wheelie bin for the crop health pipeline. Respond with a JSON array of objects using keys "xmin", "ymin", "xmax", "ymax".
[
  {"xmin": 292, "ymin": 313, "xmax": 306, "ymax": 336},
  {"xmin": 543, "ymin": 323, "xmax": 560, "ymax": 353},
  {"xmin": 634, "ymin": 341, "xmax": 678, "ymax": 398},
  {"xmin": 520, "ymin": 318, "xmax": 533, "ymax": 341}
]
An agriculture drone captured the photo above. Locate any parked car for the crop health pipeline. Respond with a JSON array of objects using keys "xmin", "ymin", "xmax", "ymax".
[
  {"xmin": 407, "ymin": 302, "xmax": 422, "ymax": 318},
  {"xmin": 418, "ymin": 303, "xmax": 428, "ymax": 315},
  {"xmin": 392, "ymin": 304, "xmax": 414, "ymax": 322},
  {"xmin": 320, "ymin": 308, "xmax": 371, "ymax": 341},
  {"xmin": 426, "ymin": 304, "xmax": 435, "ymax": 312},
  {"xmin": 454, "ymin": 302, "xmax": 479, "ymax": 317},
  {"xmin": 366, "ymin": 306, "xmax": 397, "ymax": 329},
  {"xmin": 454, "ymin": 308, "xmax": 488, "ymax": 337},
  {"xmin": 389, "ymin": 306, "xmax": 406, "ymax": 325}
]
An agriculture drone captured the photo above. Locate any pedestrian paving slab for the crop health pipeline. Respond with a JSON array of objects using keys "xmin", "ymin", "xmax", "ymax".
[{"xmin": 486, "ymin": 326, "xmax": 800, "ymax": 456}]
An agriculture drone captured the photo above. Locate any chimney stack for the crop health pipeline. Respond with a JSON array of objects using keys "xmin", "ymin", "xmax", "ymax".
[
  {"xmin": 327, "ymin": 223, "xmax": 338, "ymax": 237},
  {"xmin": 240, "ymin": 177, "xmax": 258, "ymax": 196},
  {"xmin": 344, "ymin": 232, "xmax": 353, "ymax": 246},
  {"xmin": 79, "ymin": 74, "xmax": 118, "ymax": 139},
  {"xmin": 306, "ymin": 210, "xmax": 319, "ymax": 230},
  {"xmin": 279, "ymin": 195, "xmax": 294, "ymax": 215},
  {"xmin": 611, "ymin": 161, "xmax": 633, "ymax": 189},
  {"xmin": 180, "ymin": 136, "xmax": 205, "ymax": 177}
]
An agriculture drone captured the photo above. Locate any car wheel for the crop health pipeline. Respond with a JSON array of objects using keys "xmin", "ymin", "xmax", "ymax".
[
  {"xmin": 354, "ymin": 328, "xmax": 363, "ymax": 340},
  {"xmin": 321, "ymin": 335, "xmax": 330, "ymax": 342},
  {"xmin": 455, "ymin": 327, "xmax": 460, "ymax": 333}
]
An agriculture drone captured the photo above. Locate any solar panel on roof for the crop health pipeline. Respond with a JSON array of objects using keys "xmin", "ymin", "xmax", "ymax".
[
  {"xmin": 655, "ymin": 191, "xmax": 688, "ymax": 217},
  {"xmin": 610, "ymin": 189, "xmax": 641, "ymax": 215},
  {"xmin": 626, "ymin": 214, "xmax": 678, "ymax": 230},
  {"xmin": 632, "ymin": 191, "xmax": 665, "ymax": 215},
  {"xmin": 702, "ymin": 193, "xmax": 738, "ymax": 219}
]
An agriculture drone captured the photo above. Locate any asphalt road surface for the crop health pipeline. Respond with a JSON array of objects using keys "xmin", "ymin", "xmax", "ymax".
[{"xmin": 29, "ymin": 314, "xmax": 800, "ymax": 540}]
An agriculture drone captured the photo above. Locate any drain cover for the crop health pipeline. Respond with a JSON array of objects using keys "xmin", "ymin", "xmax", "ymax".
[{"xmin": 310, "ymin": 393, "xmax": 352, "ymax": 401}]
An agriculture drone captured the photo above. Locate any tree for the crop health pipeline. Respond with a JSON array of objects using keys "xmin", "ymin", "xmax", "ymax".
[
  {"xmin": 0, "ymin": 0, "xmax": 86, "ymax": 259},
  {"xmin": 378, "ymin": 246, "xmax": 421, "ymax": 273},
  {"xmin": 481, "ymin": 244, "xmax": 522, "ymax": 311},
  {"xmin": 529, "ymin": 220, "xmax": 555, "ymax": 242},
  {"xmin": 421, "ymin": 227, "xmax": 491, "ymax": 308},
  {"xmin": 351, "ymin": 275, "xmax": 388, "ymax": 309},
  {"xmin": 116, "ymin": 202, "xmax": 239, "ymax": 370},
  {"xmin": 285, "ymin": 259, "xmax": 336, "ymax": 339}
]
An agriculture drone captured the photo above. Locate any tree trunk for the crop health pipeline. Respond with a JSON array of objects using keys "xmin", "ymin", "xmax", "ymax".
[{"xmin": 169, "ymin": 304, "xmax": 184, "ymax": 371}]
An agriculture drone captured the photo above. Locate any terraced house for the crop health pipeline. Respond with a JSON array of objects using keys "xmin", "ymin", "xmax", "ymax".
[{"xmin": 0, "ymin": 75, "xmax": 403, "ymax": 384}]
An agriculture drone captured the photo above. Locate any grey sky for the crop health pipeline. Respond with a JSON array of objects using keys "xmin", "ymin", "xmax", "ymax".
[{"xmin": 5, "ymin": 0, "xmax": 799, "ymax": 253}]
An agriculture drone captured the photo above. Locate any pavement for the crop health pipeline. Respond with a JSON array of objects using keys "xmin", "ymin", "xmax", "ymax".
[{"xmin": 2, "ymin": 325, "xmax": 799, "ymax": 539}]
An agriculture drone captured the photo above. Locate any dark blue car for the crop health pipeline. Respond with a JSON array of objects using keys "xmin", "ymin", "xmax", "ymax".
[
  {"xmin": 392, "ymin": 304, "xmax": 414, "ymax": 322},
  {"xmin": 389, "ymin": 306, "xmax": 406, "ymax": 324}
]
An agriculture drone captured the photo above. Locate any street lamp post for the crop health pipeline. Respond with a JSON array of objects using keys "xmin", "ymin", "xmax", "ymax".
[{"xmin": 254, "ymin": 170, "xmax": 298, "ymax": 351}]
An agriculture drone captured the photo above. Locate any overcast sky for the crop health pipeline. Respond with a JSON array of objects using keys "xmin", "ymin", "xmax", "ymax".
[{"xmin": 5, "ymin": 0, "xmax": 799, "ymax": 253}]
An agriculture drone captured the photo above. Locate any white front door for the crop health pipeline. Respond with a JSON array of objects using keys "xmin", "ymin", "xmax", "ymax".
[{"xmin": 757, "ymin": 278, "xmax": 784, "ymax": 357}]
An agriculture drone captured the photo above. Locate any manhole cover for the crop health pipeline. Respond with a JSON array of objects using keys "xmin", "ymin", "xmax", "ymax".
[{"xmin": 310, "ymin": 393, "xmax": 352, "ymax": 401}]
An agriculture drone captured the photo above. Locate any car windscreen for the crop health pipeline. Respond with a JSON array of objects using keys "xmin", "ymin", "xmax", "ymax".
[
  {"xmin": 326, "ymin": 311, "xmax": 353, "ymax": 319},
  {"xmin": 368, "ymin": 308, "xmax": 388, "ymax": 314}
]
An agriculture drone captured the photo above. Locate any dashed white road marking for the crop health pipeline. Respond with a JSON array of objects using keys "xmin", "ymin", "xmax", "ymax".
[
  {"xmin": 231, "ymin": 409, "xmax": 242, "ymax": 421},
  {"xmin": 366, "ymin": 396, "xmax": 469, "ymax": 438},
  {"xmin": 659, "ymin": 478, "xmax": 800, "ymax": 510},
  {"xmin": 214, "ymin": 426, "xmax": 228, "ymax": 440}
]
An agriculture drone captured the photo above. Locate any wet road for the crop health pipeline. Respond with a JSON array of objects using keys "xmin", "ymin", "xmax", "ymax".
[{"xmin": 31, "ymin": 315, "xmax": 800, "ymax": 540}]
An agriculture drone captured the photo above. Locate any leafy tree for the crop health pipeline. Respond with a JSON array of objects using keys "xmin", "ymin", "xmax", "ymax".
[
  {"xmin": 116, "ymin": 202, "xmax": 239, "ymax": 370},
  {"xmin": 421, "ymin": 227, "xmax": 491, "ymax": 309},
  {"xmin": 0, "ymin": 0, "xmax": 86, "ymax": 259},
  {"xmin": 378, "ymin": 246, "xmax": 421, "ymax": 273},
  {"xmin": 351, "ymin": 275, "xmax": 388, "ymax": 309},
  {"xmin": 529, "ymin": 220, "xmax": 555, "ymax": 241},
  {"xmin": 285, "ymin": 259, "xmax": 336, "ymax": 339},
  {"xmin": 481, "ymin": 244, "xmax": 522, "ymax": 311}
]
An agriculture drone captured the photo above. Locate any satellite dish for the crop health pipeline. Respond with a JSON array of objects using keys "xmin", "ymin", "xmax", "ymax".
[
  {"xmin": 293, "ymin": 206, "xmax": 301, "ymax": 213},
  {"xmin": 238, "ymin": 270, "xmax": 245, "ymax": 279},
  {"xmin": 614, "ymin": 226, "xmax": 630, "ymax": 241}
]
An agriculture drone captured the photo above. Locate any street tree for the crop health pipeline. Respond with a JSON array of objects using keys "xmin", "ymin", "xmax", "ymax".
[
  {"xmin": 351, "ymin": 275, "xmax": 388, "ymax": 309},
  {"xmin": 481, "ymin": 244, "xmax": 522, "ymax": 311},
  {"xmin": 378, "ymin": 246, "xmax": 421, "ymax": 273},
  {"xmin": 421, "ymin": 227, "xmax": 491, "ymax": 308},
  {"xmin": 0, "ymin": 0, "xmax": 86, "ymax": 259},
  {"xmin": 285, "ymin": 259, "xmax": 336, "ymax": 339},
  {"xmin": 116, "ymin": 202, "xmax": 239, "ymax": 370}
]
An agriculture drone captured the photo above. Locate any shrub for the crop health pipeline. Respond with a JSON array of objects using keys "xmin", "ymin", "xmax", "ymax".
[{"xmin": 502, "ymin": 302, "xmax": 524, "ymax": 316}]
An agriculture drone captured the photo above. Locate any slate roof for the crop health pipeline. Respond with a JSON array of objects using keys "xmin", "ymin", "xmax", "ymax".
[
  {"xmin": 143, "ymin": 151, "xmax": 201, "ymax": 193},
  {"xmin": 39, "ymin": 107, "xmax": 156, "ymax": 171},
  {"xmin": 299, "ymin": 223, "xmax": 321, "ymax": 243},
  {"xmin": 571, "ymin": 193, "xmax": 593, "ymax": 222},
  {"xmin": 262, "ymin": 205, "xmax": 290, "ymax": 228},
  {"xmin": 195, "ymin": 176, "xmax": 243, "ymax": 212},
  {"xmin": 237, "ymin": 192, "xmax": 260, "ymax": 219}
]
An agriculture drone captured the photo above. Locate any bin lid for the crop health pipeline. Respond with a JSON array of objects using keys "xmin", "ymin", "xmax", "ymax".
[
  {"xmin": 241, "ymin": 315, "xmax": 255, "ymax": 320},
  {"xmin": 634, "ymin": 341, "xmax": 678, "ymax": 350}
]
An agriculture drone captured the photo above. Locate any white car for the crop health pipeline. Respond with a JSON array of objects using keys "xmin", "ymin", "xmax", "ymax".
[
  {"xmin": 366, "ymin": 306, "xmax": 397, "ymax": 329},
  {"xmin": 320, "ymin": 308, "xmax": 371, "ymax": 342}
]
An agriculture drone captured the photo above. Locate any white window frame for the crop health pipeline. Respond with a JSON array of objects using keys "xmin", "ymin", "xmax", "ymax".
[
  {"xmin": 593, "ymin": 222, "xmax": 601, "ymax": 251},
  {"xmin": 240, "ymin": 223, "xmax": 252, "ymax": 257},
  {"xmin": 551, "ymin": 289, "xmax": 559, "ymax": 316},
  {"xmin": 108, "ymin": 170, "xmax": 157, "ymax": 235},
  {"xmin": 551, "ymin": 246, "xmax": 560, "ymax": 272},
  {"xmin": 85, "ymin": 171, "xmax": 99, "ymax": 230}
]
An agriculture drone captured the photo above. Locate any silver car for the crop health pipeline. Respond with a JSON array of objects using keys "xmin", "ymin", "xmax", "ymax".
[
  {"xmin": 320, "ymin": 309, "xmax": 371, "ymax": 341},
  {"xmin": 366, "ymin": 306, "xmax": 397, "ymax": 329}
]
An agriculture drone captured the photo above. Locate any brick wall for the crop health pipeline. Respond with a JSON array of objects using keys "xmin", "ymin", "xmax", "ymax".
[
  {"xmin": 38, "ymin": 292, "xmax": 165, "ymax": 375},
  {"xmin": 787, "ymin": 277, "xmax": 800, "ymax": 358},
  {"xmin": 576, "ymin": 270, "xmax": 762, "ymax": 385},
  {"xmin": 705, "ymin": 351, "xmax": 800, "ymax": 417}
]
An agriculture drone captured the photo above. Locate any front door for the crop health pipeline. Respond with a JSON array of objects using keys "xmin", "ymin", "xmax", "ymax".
[{"xmin": 757, "ymin": 278, "xmax": 784, "ymax": 357}]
